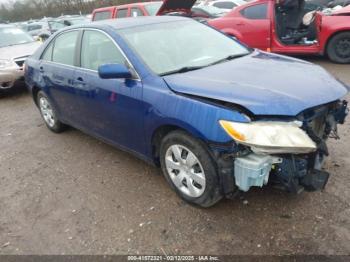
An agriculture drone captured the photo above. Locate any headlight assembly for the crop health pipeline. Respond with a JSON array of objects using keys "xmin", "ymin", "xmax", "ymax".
[{"xmin": 219, "ymin": 120, "xmax": 317, "ymax": 154}]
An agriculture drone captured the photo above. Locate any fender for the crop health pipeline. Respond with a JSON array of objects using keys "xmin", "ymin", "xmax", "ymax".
[{"xmin": 319, "ymin": 16, "xmax": 350, "ymax": 53}]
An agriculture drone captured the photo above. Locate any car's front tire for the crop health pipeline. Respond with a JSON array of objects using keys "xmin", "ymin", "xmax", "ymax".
[
  {"xmin": 37, "ymin": 91, "xmax": 66, "ymax": 133},
  {"xmin": 327, "ymin": 32, "xmax": 350, "ymax": 64},
  {"xmin": 160, "ymin": 130, "xmax": 222, "ymax": 208}
]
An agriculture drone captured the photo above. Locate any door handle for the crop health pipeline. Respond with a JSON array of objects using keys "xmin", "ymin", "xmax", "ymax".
[
  {"xmin": 75, "ymin": 76, "xmax": 87, "ymax": 89},
  {"xmin": 236, "ymin": 22, "xmax": 244, "ymax": 26}
]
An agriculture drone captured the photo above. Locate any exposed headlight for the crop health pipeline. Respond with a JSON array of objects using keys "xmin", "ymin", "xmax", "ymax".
[
  {"xmin": 0, "ymin": 59, "xmax": 13, "ymax": 69},
  {"xmin": 219, "ymin": 120, "xmax": 317, "ymax": 154}
]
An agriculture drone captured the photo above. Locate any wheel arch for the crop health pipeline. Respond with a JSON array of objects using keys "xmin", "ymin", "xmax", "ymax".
[
  {"xmin": 150, "ymin": 123, "xmax": 208, "ymax": 166},
  {"xmin": 31, "ymin": 85, "xmax": 42, "ymax": 106}
]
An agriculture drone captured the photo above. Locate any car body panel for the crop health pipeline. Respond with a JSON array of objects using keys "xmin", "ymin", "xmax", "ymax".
[{"xmin": 208, "ymin": 0, "xmax": 350, "ymax": 55}]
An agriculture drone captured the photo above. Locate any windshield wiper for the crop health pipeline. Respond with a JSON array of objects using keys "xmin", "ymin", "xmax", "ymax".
[
  {"xmin": 159, "ymin": 66, "xmax": 205, "ymax": 76},
  {"xmin": 209, "ymin": 53, "xmax": 250, "ymax": 66}
]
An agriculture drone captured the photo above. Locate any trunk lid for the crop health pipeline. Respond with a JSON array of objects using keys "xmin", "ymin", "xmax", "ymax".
[{"xmin": 156, "ymin": 0, "xmax": 196, "ymax": 15}]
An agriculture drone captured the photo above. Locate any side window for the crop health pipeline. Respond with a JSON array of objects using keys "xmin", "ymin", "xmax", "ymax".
[
  {"xmin": 52, "ymin": 31, "xmax": 79, "ymax": 66},
  {"xmin": 240, "ymin": 3, "xmax": 268, "ymax": 19},
  {"xmin": 93, "ymin": 11, "xmax": 112, "ymax": 21},
  {"xmin": 130, "ymin": 7, "xmax": 144, "ymax": 17},
  {"xmin": 81, "ymin": 30, "xmax": 127, "ymax": 71},
  {"xmin": 117, "ymin": 9, "xmax": 128, "ymax": 18},
  {"xmin": 213, "ymin": 2, "xmax": 236, "ymax": 9},
  {"xmin": 41, "ymin": 42, "xmax": 54, "ymax": 61}
]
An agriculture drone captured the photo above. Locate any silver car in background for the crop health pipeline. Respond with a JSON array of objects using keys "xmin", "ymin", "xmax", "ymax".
[{"xmin": 0, "ymin": 25, "xmax": 41, "ymax": 91}]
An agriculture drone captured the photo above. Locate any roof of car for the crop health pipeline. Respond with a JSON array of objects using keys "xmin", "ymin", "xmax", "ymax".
[{"xmin": 87, "ymin": 16, "xmax": 190, "ymax": 30}]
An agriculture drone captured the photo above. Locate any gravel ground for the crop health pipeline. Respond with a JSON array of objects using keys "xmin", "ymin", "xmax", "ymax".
[{"xmin": 0, "ymin": 58, "xmax": 349, "ymax": 255}]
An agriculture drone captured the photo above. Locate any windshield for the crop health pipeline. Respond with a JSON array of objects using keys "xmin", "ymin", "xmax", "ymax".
[
  {"xmin": 0, "ymin": 27, "xmax": 34, "ymax": 48},
  {"xmin": 119, "ymin": 20, "xmax": 250, "ymax": 75},
  {"xmin": 144, "ymin": 2, "xmax": 163, "ymax": 15}
]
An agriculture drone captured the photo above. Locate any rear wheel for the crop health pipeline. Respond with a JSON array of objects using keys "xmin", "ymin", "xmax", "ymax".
[
  {"xmin": 160, "ymin": 131, "xmax": 222, "ymax": 208},
  {"xmin": 327, "ymin": 32, "xmax": 350, "ymax": 64},
  {"xmin": 37, "ymin": 91, "xmax": 66, "ymax": 133}
]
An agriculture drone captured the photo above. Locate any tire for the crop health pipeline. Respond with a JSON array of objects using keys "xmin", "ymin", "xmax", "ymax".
[
  {"xmin": 160, "ymin": 130, "xmax": 223, "ymax": 208},
  {"xmin": 36, "ymin": 91, "xmax": 66, "ymax": 133},
  {"xmin": 327, "ymin": 32, "xmax": 350, "ymax": 64}
]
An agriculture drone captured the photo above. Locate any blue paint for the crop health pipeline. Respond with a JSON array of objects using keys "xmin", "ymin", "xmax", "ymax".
[{"xmin": 25, "ymin": 17, "xmax": 348, "ymax": 164}]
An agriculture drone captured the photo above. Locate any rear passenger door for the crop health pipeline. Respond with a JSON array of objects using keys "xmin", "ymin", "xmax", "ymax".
[
  {"xmin": 39, "ymin": 30, "xmax": 80, "ymax": 123},
  {"xmin": 73, "ymin": 29, "xmax": 145, "ymax": 152}
]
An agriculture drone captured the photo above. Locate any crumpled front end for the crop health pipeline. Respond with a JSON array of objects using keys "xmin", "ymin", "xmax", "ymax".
[{"xmin": 218, "ymin": 100, "xmax": 349, "ymax": 195}]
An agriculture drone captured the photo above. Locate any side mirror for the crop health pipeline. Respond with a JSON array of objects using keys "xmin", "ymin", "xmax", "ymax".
[{"xmin": 98, "ymin": 64, "xmax": 133, "ymax": 79}]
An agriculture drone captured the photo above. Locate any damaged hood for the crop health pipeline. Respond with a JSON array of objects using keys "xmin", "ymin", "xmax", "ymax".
[
  {"xmin": 163, "ymin": 51, "xmax": 348, "ymax": 116},
  {"xmin": 156, "ymin": 0, "xmax": 196, "ymax": 15}
]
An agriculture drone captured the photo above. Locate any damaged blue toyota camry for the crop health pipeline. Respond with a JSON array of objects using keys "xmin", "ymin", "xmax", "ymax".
[{"xmin": 25, "ymin": 16, "xmax": 349, "ymax": 207}]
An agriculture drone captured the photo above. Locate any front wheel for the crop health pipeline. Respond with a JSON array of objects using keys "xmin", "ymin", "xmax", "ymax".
[
  {"xmin": 37, "ymin": 91, "xmax": 66, "ymax": 133},
  {"xmin": 327, "ymin": 32, "xmax": 350, "ymax": 64},
  {"xmin": 160, "ymin": 131, "xmax": 222, "ymax": 208}
]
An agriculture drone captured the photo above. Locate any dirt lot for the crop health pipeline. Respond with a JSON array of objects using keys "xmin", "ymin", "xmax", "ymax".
[{"xmin": 0, "ymin": 58, "xmax": 349, "ymax": 255}]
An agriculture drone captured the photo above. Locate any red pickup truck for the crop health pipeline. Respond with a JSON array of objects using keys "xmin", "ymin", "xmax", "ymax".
[
  {"xmin": 92, "ymin": 0, "xmax": 197, "ymax": 21},
  {"xmin": 208, "ymin": 0, "xmax": 350, "ymax": 63}
]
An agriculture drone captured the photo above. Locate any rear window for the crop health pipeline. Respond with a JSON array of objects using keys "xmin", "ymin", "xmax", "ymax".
[
  {"xmin": 240, "ymin": 3, "xmax": 268, "ymax": 19},
  {"xmin": 93, "ymin": 11, "xmax": 112, "ymax": 21}
]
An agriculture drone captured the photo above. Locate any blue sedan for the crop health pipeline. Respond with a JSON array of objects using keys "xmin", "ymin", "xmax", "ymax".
[{"xmin": 25, "ymin": 16, "xmax": 348, "ymax": 207}]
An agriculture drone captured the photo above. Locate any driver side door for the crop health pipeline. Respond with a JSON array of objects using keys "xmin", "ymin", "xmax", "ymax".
[{"xmin": 73, "ymin": 29, "xmax": 146, "ymax": 153}]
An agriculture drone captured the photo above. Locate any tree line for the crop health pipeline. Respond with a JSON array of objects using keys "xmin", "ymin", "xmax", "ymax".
[{"xmin": 0, "ymin": 0, "xmax": 151, "ymax": 22}]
